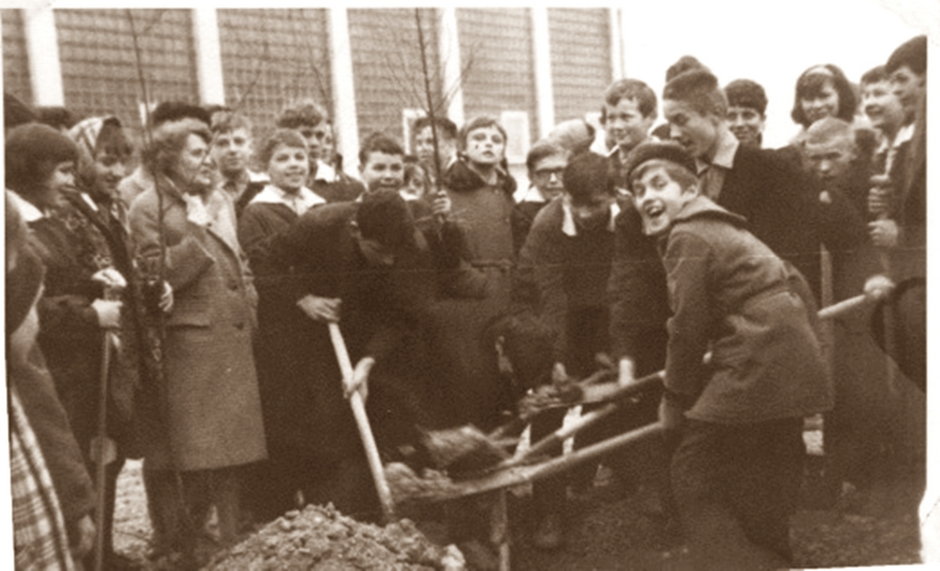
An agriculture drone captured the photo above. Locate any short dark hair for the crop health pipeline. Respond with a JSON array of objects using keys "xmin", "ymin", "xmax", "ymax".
[
  {"xmin": 860, "ymin": 65, "xmax": 889, "ymax": 87},
  {"xmin": 601, "ymin": 79, "xmax": 657, "ymax": 120},
  {"xmin": 358, "ymin": 132, "xmax": 404, "ymax": 165},
  {"xmin": 413, "ymin": 116, "xmax": 458, "ymax": 141},
  {"xmin": 210, "ymin": 110, "xmax": 253, "ymax": 135},
  {"xmin": 525, "ymin": 141, "xmax": 567, "ymax": 172},
  {"xmin": 458, "ymin": 116, "xmax": 508, "ymax": 152},
  {"xmin": 724, "ymin": 79, "xmax": 768, "ymax": 116},
  {"xmin": 629, "ymin": 159, "xmax": 698, "ymax": 194},
  {"xmin": 790, "ymin": 64, "xmax": 857, "ymax": 128},
  {"xmin": 150, "ymin": 100, "xmax": 211, "ymax": 129},
  {"xmin": 563, "ymin": 151, "xmax": 610, "ymax": 200},
  {"xmin": 257, "ymin": 129, "xmax": 307, "ymax": 168},
  {"xmin": 483, "ymin": 311, "xmax": 555, "ymax": 391},
  {"xmin": 663, "ymin": 67, "xmax": 727, "ymax": 118},
  {"xmin": 5, "ymin": 123, "xmax": 80, "ymax": 195},
  {"xmin": 885, "ymin": 35, "xmax": 927, "ymax": 76},
  {"xmin": 356, "ymin": 189, "xmax": 415, "ymax": 250},
  {"xmin": 35, "ymin": 106, "xmax": 78, "ymax": 131},
  {"xmin": 276, "ymin": 100, "xmax": 328, "ymax": 129}
]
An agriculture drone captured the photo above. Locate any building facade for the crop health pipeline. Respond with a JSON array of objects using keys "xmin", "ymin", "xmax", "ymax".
[{"xmin": 3, "ymin": 7, "xmax": 623, "ymax": 174}]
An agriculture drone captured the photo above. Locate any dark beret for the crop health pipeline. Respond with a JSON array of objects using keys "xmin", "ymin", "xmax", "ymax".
[
  {"xmin": 886, "ymin": 35, "xmax": 927, "ymax": 76},
  {"xmin": 356, "ymin": 189, "xmax": 416, "ymax": 251},
  {"xmin": 623, "ymin": 141, "xmax": 696, "ymax": 183},
  {"xmin": 562, "ymin": 151, "xmax": 611, "ymax": 198}
]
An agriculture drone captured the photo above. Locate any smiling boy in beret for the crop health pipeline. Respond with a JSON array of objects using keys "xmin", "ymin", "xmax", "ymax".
[{"xmin": 625, "ymin": 140, "xmax": 833, "ymax": 570}]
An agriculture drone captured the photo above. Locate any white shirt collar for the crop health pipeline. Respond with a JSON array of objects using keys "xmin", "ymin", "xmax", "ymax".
[
  {"xmin": 561, "ymin": 197, "xmax": 620, "ymax": 237},
  {"xmin": 14, "ymin": 195, "xmax": 45, "ymax": 223},
  {"xmin": 248, "ymin": 170, "xmax": 269, "ymax": 184},
  {"xmin": 249, "ymin": 184, "xmax": 326, "ymax": 214},
  {"xmin": 314, "ymin": 160, "xmax": 337, "ymax": 183},
  {"xmin": 894, "ymin": 123, "xmax": 916, "ymax": 147},
  {"xmin": 515, "ymin": 185, "xmax": 550, "ymax": 204},
  {"xmin": 695, "ymin": 128, "xmax": 739, "ymax": 174}
]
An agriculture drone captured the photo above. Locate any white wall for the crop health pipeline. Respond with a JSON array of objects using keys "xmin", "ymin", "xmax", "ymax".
[{"xmin": 618, "ymin": 0, "xmax": 933, "ymax": 148}]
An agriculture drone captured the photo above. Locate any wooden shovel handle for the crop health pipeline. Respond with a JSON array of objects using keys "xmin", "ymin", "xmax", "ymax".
[{"xmin": 328, "ymin": 322, "xmax": 397, "ymax": 522}]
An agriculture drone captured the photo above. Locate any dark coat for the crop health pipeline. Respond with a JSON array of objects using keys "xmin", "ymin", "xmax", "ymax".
[
  {"xmin": 609, "ymin": 143, "xmax": 868, "ymax": 363},
  {"xmin": 269, "ymin": 202, "xmax": 460, "ymax": 456},
  {"xmin": 659, "ymin": 196, "xmax": 832, "ymax": 423},
  {"xmin": 128, "ymin": 182, "xmax": 265, "ymax": 471},
  {"xmin": 238, "ymin": 199, "xmax": 330, "ymax": 457},
  {"xmin": 233, "ymin": 180, "xmax": 267, "ymax": 218},
  {"xmin": 61, "ymin": 191, "xmax": 150, "ymax": 436},
  {"xmin": 28, "ymin": 197, "xmax": 143, "ymax": 467},
  {"xmin": 510, "ymin": 199, "xmax": 549, "ymax": 255},
  {"xmin": 435, "ymin": 159, "xmax": 518, "ymax": 429},
  {"xmin": 518, "ymin": 198, "xmax": 616, "ymax": 364}
]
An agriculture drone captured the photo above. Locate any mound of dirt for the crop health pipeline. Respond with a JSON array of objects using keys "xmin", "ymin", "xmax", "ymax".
[{"xmin": 205, "ymin": 504, "xmax": 465, "ymax": 570}]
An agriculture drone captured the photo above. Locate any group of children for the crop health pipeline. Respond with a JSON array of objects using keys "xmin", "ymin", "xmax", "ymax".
[{"xmin": 5, "ymin": 32, "xmax": 927, "ymax": 571}]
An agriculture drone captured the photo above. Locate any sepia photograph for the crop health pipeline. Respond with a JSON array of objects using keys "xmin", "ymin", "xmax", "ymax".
[{"xmin": 1, "ymin": 1, "xmax": 933, "ymax": 569}]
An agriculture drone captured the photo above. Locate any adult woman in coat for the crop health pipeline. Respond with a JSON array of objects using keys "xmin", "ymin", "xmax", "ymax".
[{"xmin": 128, "ymin": 118, "xmax": 265, "ymax": 558}]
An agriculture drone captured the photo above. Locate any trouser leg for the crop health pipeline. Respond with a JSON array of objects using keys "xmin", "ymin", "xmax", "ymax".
[
  {"xmin": 530, "ymin": 408, "xmax": 568, "ymax": 517},
  {"xmin": 208, "ymin": 467, "xmax": 242, "ymax": 544},
  {"xmin": 671, "ymin": 419, "xmax": 800, "ymax": 570}
]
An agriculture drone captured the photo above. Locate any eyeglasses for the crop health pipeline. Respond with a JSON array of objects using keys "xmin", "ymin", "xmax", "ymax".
[{"xmin": 533, "ymin": 168, "xmax": 564, "ymax": 180}]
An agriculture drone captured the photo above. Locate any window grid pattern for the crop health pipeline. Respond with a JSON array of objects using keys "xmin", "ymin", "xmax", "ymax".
[
  {"xmin": 217, "ymin": 8, "xmax": 331, "ymax": 144},
  {"xmin": 54, "ymin": 9, "xmax": 198, "ymax": 139},
  {"xmin": 457, "ymin": 8, "xmax": 538, "ymax": 145},
  {"xmin": 548, "ymin": 8, "xmax": 611, "ymax": 123},
  {"xmin": 2, "ymin": 10, "xmax": 33, "ymax": 104},
  {"xmin": 348, "ymin": 8, "xmax": 441, "ymax": 144}
]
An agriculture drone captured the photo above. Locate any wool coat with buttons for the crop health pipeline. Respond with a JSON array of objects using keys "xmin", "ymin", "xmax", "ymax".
[{"xmin": 128, "ymin": 180, "xmax": 265, "ymax": 471}]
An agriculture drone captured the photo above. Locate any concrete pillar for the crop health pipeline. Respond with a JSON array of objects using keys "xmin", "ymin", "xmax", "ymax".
[
  {"xmin": 618, "ymin": 9, "xmax": 630, "ymax": 77},
  {"xmin": 608, "ymin": 7, "xmax": 624, "ymax": 80},
  {"xmin": 328, "ymin": 8, "xmax": 360, "ymax": 176},
  {"xmin": 438, "ymin": 8, "xmax": 465, "ymax": 126},
  {"xmin": 531, "ymin": 7, "xmax": 555, "ymax": 139},
  {"xmin": 192, "ymin": 8, "xmax": 226, "ymax": 105},
  {"xmin": 22, "ymin": 6, "xmax": 64, "ymax": 106}
]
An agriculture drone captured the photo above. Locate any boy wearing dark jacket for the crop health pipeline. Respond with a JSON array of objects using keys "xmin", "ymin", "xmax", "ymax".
[{"xmin": 625, "ymin": 142, "xmax": 833, "ymax": 570}]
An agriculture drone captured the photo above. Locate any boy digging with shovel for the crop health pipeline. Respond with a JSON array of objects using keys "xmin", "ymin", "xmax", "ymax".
[{"xmin": 623, "ymin": 141, "xmax": 833, "ymax": 570}]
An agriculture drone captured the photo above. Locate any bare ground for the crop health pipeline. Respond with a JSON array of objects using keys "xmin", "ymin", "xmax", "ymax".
[{"xmin": 114, "ymin": 456, "xmax": 922, "ymax": 570}]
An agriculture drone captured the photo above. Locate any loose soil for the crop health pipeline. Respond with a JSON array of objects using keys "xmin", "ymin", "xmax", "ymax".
[{"xmin": 114, "ymin": 457, "xmax": 922, "ymax": 569}]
